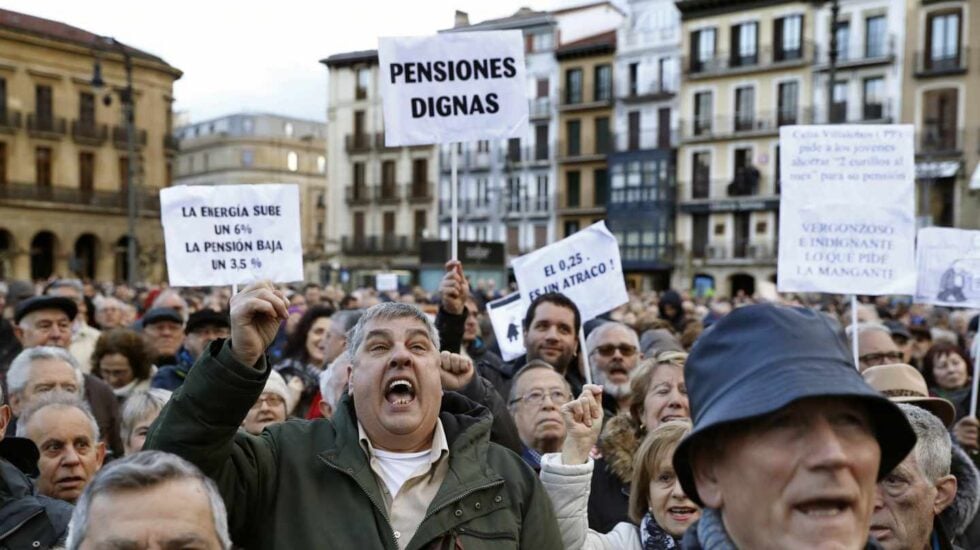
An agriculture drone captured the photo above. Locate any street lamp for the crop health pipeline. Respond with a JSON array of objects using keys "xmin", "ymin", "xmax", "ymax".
[
  {"xmin": 826, "ymin": 0, "xmax": 840, "ymax": 123},
  {"xmin": 91, "ymin": 37, "xmax": 140, "ymax": 287}
]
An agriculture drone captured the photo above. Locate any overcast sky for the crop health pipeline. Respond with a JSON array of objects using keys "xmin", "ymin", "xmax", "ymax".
[{"xmin": 5, "ymin": 0, "xmax": 578, "ymax": 124}]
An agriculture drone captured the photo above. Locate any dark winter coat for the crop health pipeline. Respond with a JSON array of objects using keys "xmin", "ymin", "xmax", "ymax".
[
  {"xmin": 145, "ymin": 339, "xmax": 561, "ymax": 550},
  {"xmin": 0, "ymin": 438, "xmax": 73, "ymax": 549},
  {"xmin": 588, "ymin": 413, "xmax": 638, "ymax": 533},
  {"xmin": 946, "ymin": 444, "xmax": 980, "ymax": 549},
  {"xmin": 435, "ymin": 307, "xmax": 513, "ymax": 398}
]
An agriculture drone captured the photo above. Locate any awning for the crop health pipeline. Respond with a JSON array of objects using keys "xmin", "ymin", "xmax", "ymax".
[
  {"xmin": 970, "ymin": 162, "xmax": 980, "ymax": 190},
  {"xmin": 916, "ymin": 161, "xmax": 961, "ymax": 179}
]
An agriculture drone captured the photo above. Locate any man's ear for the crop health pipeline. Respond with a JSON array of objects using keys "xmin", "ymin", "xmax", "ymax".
[
  {"xmin": 934, "ymin": 474, "xmax": 958, "ymax": 515},
  {"xmin": 8, "ymin": 394, "xmax": 21, "ymax": 417},
  {"xmin": 346, "ymin": 365, "xmax": 354, "ymax": 396},
  {"xmin": 95, "ymin": 441, "xmax": 107, "ymax": 468},
  {"xmin": 319, "ymin": 401, "xmax": 332, "ymax": 419},
  {"xmin": 0, "ymin": 405, "xmax": 11, "ymax": 435},
  {"xmin": 691, "ymin": 448, "xmax": 724, "ymax": 509},
  {"xmin": 12, "ymin": 325, "xmax": 23, "ymax": 346}
]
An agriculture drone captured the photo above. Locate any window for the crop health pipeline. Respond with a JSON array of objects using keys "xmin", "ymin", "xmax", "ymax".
[
  {"xmin": 734, "ymin": 87, "xmax": 755, "ymax": 131},
  {"xmin": 566, "ymin": 171, "xmax": 581, "ymax": 207},
  {"xmin": 836, "ymin": 21, "xmax": 851, "ymax": 61},
  {"xmin": 284, "ymin": 122, "xmax": 294, "ymax": 137},
  {"xmin": 567, "ymin": 120, "xmax": 581, "ymax": 156},
  {"xmin": 536, "ymin": 78, "xmax": 549, "ymax": 98},
  {"xmin": 564, "ymin": 220, "xmax": 580, "ymax": 237},
  {"xmin": 287, "ymin": 151, "xmax": 298, "ymax": 172},
  {"xmin": 414, "ymin": 210, "xmax": 426, "ymax": 239},
  {"xmin": 353, "ymin": 162, "xmax": 366, "ymax": 187},
  {"xmin": 0, "ymin": 142, "xmax": 6, "ymax": 184},
  {"xmin": 628, "ymin": 63, "xmax": 638, "ymax": 96},
  {"xmin": 730, "ymin": 22, "xmax": 759, "ymax": 67},
  {"xmin": 534, "ymin": 225, "xmax": 547, "ymax": 248},
  {"xmin": 507, "ymin": 226, "xmax": 520, "ymax": 255},
  {"xmin": 36, "ymin": 147, "xmax": 52, "ymax": 186},
  {"xmin": 317, "ymin": 155, "xmax": 326, "ymax": 173},
  {"xmin": 35, "ymin": 85, "xmax": 53, "ymax": 128},
  {"xmin": 593, "ymin": 169, "xmax": 607, "ymax": 206},
  {"xmin": 922, "ymin": 88, "xmax": 959, "ymax": 151},
  {"xmin": 382, "ymin": 160, "xmax": 396, "ymax": 186},
  {"xmin": 565, "ymin": 69, "xmax": 583, "ymax": 104},
  {"xmin": 692, "ymin": 214, "xmax": 708, "ymax": 259},
  {"xmin": 831, "ymin": 81, "xmax": 848, "ymax": 123},
  {"xmin": 865, "ymin": 16, "xmax": 886, "ymax": 58},
  {"xmin": 356, "ymin": 68, "xmax": 370, "ymax": 99},
  {"xmin": 536, "ymin": 176, "xmax": 549, "ymax": 210},
  {"xmin": 628, "ymin": 111, "xmax": 641, "ymax": 151},
  {"xmin": 862, "ymin": 77, "xmax": 885, "ymax": 120},
  {"xmin": 202, "ymin": 153, "xmax": 210, "ymax": 172},
  {"xmin": 774, "ymin": 15, "xmax": 804, "ymax": 61},
  {"xmin": 535, "ymin": 124, "xmax": 549, "ymax": 160},
  {"xmin": 778, "ymin": 81, "xmax": 799, "ymax": 126},
  {"xmin": 0, "ymin": 78, "xmax": 6, "ymax": 120},
  {"xmin": 692, "ymin": 151, "xmax": 710, "ymax": 198},
  {"xmin": 241, "ymin": 149, "xmax": 254, "ymax": 167},
  {"xmin": 532, "ymin": 32, "xmax": 554, "ymax": 52},
  {"xmin": 690, "ymin": 27, "xmax": 716, "ymax": 72},
  {"xmin": 79, "ymin": 152, "xmax": 94, "ymax": 192},
  {"xmin": 594, "ymin": 65, "xmax": 612, "ymax": 101},
  {"xmin": 595, "ymin": 117, "xmax": 610, "ymax": 154},
  {"xmin": 507, "ymin": 138, "xmax": 520, "ymax": 163},
  {"xmin": 383, "ymin": 212, "xmax": 395, "ymax": 236},
  {"xmin": 694, "ymin": 91, "xmax": 712, "ymax": 135},
  {"xmin": 477, "ymin": 140, "xmax": 489, "ymax": 153},
  {"xmin": 79, "ymin": 92, "xmax": 95, "ymax": 127},
  {"xmin": 353, "ymin": 212, "xmax": 365, "ymax": 242},
  {"xmin": 928, "ymin": 11, "xmax": 961, "ymax": 70},
  {"xmin": 242, "ymin": 117, "xmax": 254, "ymax": 134}
]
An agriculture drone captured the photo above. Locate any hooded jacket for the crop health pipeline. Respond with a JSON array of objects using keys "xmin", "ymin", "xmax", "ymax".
[
  {"xmin": 945, "ymin": 444, "xmax": 980, "ymax": 549},
  {"xmin": 657, "ymin": 291, "xmax": 686, "ymax": 334},
  {"xmin": 0, "ymin": 438, "xmax": 73, "ymax": 549},
  {"xmin": 588, "ymin": 413, "xmax": 638, "ymax": 532},
  {"xmin": 145, "ymin": 339, "xmax": 561, "ymax": 550}
]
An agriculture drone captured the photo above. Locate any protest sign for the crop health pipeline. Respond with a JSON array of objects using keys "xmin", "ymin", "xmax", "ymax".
[
  {"xmin": 512, "ymin": 221, "xmax": 628, "ymax": 322},
  {"xmin": 376, "ymin": 273, "xmax": 399, "ymax": 292},
  {"xmin": 777, "ymin": 125, "xmax": 916, "ymax": 295},
  {"xmin": 377, "ymin": 31, "xmax": 528, "ymax": 146},
  {"xmin": 160, "ymin": 184, "xmax": 303, "ymax": 287},
  {"xmin": 915, "ymin": 227, "xmax": 980, "ymax": 308},
  {"xmin": 487, "ymin": 292, "xmax": 526, "ymax": 362}
]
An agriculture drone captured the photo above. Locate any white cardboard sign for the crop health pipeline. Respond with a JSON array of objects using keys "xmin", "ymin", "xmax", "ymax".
[
  {"xmin": 376, "ymin": 273, "xmax": 399, "ymax": 292},
  {"xmin": 486, "ymin": 292, "xmax": 526, "ymax": 362},
  {"xmin": 511, "ymin": 221, "xmax": 628, "ymax": 322},
  {"xmin": 915, "ymin": 227, "xmax": 980, "ymax": 308},
  {"xmin": 378, "ymin": 31, "xmax": 528, "ymax": 146},
  {"xmin": 160, "ymin": 184, "xmax": 303, "ymax": 286},
  {"xmin": 777, "ymin": 125, "xmax": 916, "ymax": 295}
]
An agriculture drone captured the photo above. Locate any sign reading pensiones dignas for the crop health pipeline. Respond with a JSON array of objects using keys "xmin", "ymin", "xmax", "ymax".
[
  {"xmin": 777, "ymin": 125, "xmax": 916, "ymax": 295},
  {"xmin": 160, "ymin": 184, "xmax": 304, "ymax": 287},
  {"xmin": 377, "ymin": 31, "xmax": 529, "ymax": 146}
]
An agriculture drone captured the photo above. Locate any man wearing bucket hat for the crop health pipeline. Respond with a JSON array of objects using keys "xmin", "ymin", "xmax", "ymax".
[{"xmin": 673, "ymin": 304, "xmax": 916, "ymax": 549}]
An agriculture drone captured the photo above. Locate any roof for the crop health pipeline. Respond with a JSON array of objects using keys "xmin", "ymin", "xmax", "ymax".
[
  {"xmin": 0, "ymin": 8, "xmax": 173, "ymax": 67},
  {"xmin": 446, "ymin": 7, "xmax": 554, "ymax": 32},
  {"xmin": 551, "ymin": 1, "xmax": 626, "ymax": 16},
  {"xmin": 320, "ymin": 49, "xmax": 378, "ymax": 68},
  {"xmin": 675, "ymin": 0, "xmax": 802, "ymax": 20},
  {"xmin": 555, "ymin": 30, "xmax": 616, "ymax": 59}
]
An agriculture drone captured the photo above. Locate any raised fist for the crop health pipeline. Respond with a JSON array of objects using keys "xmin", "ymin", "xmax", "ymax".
[{"xmin": 560, "ymin": 384, "xmax": 603, "ymax": 465}]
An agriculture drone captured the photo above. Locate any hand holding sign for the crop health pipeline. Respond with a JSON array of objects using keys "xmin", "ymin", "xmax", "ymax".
[{"xmin": 228, "ymin": 281, "xmax": 289, "ymax": 368}]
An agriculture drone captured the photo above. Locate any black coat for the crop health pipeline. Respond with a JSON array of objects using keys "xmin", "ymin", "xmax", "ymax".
[{"xmin": 0, "ymin": 438, "xmax": 73, "ymax": 549}]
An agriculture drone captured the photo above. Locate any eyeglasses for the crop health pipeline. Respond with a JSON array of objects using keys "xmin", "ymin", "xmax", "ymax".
[
  {"xmin": 509, "ymin": 389, "xmax": 570, "ymax": 407},
  {"xmin": 252, "ymin": 395, "xmax": 286, "ymax": 409},
  {"xmin": 859, "ymin": 351, "xmax": 905, "ymax": 366},
  {"xmin": 593, "ymin": 344, "xmax": 638, "ymax": 358}
]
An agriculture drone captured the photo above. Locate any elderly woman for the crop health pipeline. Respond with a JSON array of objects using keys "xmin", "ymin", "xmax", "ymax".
[
  {"xmin": 120, "ymin": 388, "xmax": 172, "ymax": 455},
  {"xmin": 540, "ymin": 386, "xmax": 699, "ymax": 549},
  {"xmin": 589, "ymin": 351, "xmax": 690, "ymax": 532},
  {"xmin": 91, "ymin": 328, "xmax": 156, "ymax": 402}
]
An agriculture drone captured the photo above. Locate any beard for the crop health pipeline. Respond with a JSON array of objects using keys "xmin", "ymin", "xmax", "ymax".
[{"xmin": 602, "ymin": 380, "xmax": 631, "ymax": 399}]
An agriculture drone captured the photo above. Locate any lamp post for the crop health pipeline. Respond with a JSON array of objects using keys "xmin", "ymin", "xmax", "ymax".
[
  {"xmin": 91, "ymin": 37, "xmax": 139, "ymax": 287},
  {"xmin": 826, "ymin": 0, "xmax": 840, "ymax": 123}
]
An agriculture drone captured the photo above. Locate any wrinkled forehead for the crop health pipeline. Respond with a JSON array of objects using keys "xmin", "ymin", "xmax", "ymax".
[
  {"xmin": 514, "ymin": 367, "xmax": 565, "ymax": 393},
  {"xmin": 24, "ymin": 309, "xmax": 70, "ymax": 325},
  {"xmin": 596, "ymin": 325, "xmax": 637, "ymax": 345},
  {"xmin": 360, "ymin": 317, "xmax": 433, "ymax": 344}
]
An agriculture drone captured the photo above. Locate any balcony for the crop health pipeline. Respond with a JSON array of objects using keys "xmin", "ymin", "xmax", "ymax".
[
  {"xmin": 620, "ymin": 78, "xmax": 678, "ymax": 103},
  {"xmin": 345, "ymin": 185, "xmax": 371, "ymax": 205},
  {"xmin": 504, "ymin": 145, "xmax": 551, "ymax": 166},
  {"xmin": 529, "ymin": 97, "xmax": 552, "ymax": 119},
  {"xmin": 677, "ymin": 180, "xmax": 779, "ymax": 214},
  {"xmin": 438, "ymin": 199, "xmax": 499, "ymax": 218},
  {"xmin": 917, "ymin": 126, "xmax": 963, "ymax": 156},
  {"xmin": 27, "ymin": 114, "xmax": 67, "ymax": 139},
  {"xmin": 345, "ymin": 133, "xmax": 373, "ymax": 153},
  {"xmin": 502, "ymin": 195, "xmax": 551, "ymax": 215},
  {"xmin": 557, "ymin": 138, "xmax": 613, "ymax": 162},
  {"xmin": 374, "ymin": 183, "xmax": 401, "ymax": 204},
  {"xmin": 693, "ymin": 242, "xmax": 775, "ymax": 264},
  {"xmin": 684, "ymin": 42, "xmax": 814, "ymax": 78},
  {"xmin": 0, "ymin": 110, "xmax": 21, "ymax": 134},
  {"xmin": 341, "ymin": 235, "xmax": 418, "ymax": 255},
  {"xmin": 915, "ymin": 48, "xmax": 969, "ymax": 77},
  {"xmin": 558, "ymin": 86, "xmax": 615, "ymax": 111},
  {"xmin": 613, "ymin": 129, "xmax": 678, "ymax": 151},
  {"xmin": 608, "ymin": 185, "xmax": 676, "ymax": 206},
  {"xmin": 406, "ymin": 182, "xmax": 432, "ymax": 203},
  {"xmin": 71, "ymin": 120, "xmax": 108, "ymax": 146},
  {"xmin": 814, "ymin": 35, "xmax": 896, "ymax": 70},
  {"xmin": 812, "ymin": 100, "xmax": 894, "ymax": 125},
  {"xmin": 163, "ymin": 133, "xmax": 180, "ymax": 152},
  {"xmin": 0, "ymin": 181, "xmax": 160, "ymax": 213},
  {"xmin": 112, "ymin": 126, "xmax": 147, "ymax": 150},
  {"xmin": 680, "ymin": 110, "xmax": 812, "ymax": 143},
  {"xmin": 620, "ymin": 243, "xmax": 675, "ymax": 266}
]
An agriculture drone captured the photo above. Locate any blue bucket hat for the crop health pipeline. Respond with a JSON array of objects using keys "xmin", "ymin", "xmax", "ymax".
[{"xmin": 673, "ymin": 304, "xmax": 916, "ymax": 506}]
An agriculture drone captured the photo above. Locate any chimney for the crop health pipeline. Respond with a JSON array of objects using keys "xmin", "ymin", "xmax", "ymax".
[{"xmin": 454, "ymin": 10, "xmax": 470, "ymax": 28}]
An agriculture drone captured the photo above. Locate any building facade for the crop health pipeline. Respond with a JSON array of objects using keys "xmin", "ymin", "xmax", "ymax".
[
  {"xmin": 608, "ymin": 0, "xmax": 682, "ymax": 291},
  {"xmin": 900, "ymin": 0, "xmax": 980, "ymax": 229},
  {"xmin": 0, "ymin": 8, "xmax": 181, "ymax": 282},
  {"xmin": 673, "ymin": 0, "xmax": 817, "ymax": 297},
  {"xmin": 321, "ymin": 51, "xmax": 438, "ymax": 287},
  {"xmin": 173, "ymin": 113, "xmax": 328, "ymax": 282},
  {"xmin": 556, "ymin": 31, "xmax": 617, "ymax": 240}
]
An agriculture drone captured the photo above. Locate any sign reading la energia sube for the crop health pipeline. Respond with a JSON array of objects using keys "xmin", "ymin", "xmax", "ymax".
[
  {"xmin": 160, "ymin": 184, "xmax": 304, "ymax": 287},
  {"xmin": 777, "ymin": 125, "xmax": 916, "ymax": 295},
  {"xmin": 377, "ymin": 31, "xmax": 529, "ymax": 146}
]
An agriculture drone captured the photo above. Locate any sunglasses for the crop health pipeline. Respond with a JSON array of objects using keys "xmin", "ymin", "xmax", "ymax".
[{"xmin": 593, "ymin": 344, "xmax": 638, "ymax": 357}]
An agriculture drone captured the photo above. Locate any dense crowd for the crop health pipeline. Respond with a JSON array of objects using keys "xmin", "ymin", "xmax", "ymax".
[{"xmin": 0, "ymin": 266, "xmax": 975, "ymax": 549}]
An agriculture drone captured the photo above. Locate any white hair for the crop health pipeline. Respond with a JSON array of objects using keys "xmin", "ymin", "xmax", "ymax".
[
  {"xmin": 319, "ymin": 350, "xmax": 352, "ymax": 413},
  {"xmin": 15, "ymin": 391, "xmax": 100, "ymax": 441},
  {"xmin": 120, "ymin": 389, "xmax": 172, "ymax": 446},
  {"xmin": 897, "ymin": 403, "xmax": 951, "ymax": 482},
  {"xmin": 347, "ymin": 303, "xmax": 440, "ymax": 358},
  {"xmin": 845, "ymin": 321, "xmax": 891, "ymax": 340},
  {"xmin": 7, "ymin": 346, "xmax": 84, "ymax": 397}
]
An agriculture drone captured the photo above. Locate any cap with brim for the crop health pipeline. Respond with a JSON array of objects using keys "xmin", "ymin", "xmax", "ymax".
[
  {"xmin": 672, "ymin": 304, "xmax": 916, "ymax": 507},
  {"xmin": 14, "ymin": 296, "xmax": 77, "ymax": 325},
  {"xmin": 185, "ymin": 309, "xmax": 230, "ymax": 335},
  {"xmin": 883, "ymin": 320, "xmax": 911, "ymax": 341},
  {"xmin": 141, "ymin": 307, "xmax": 183, "ymax": 327},
  {"xmin": 862, "ymin": 363, "xmax": 956, "ymax": 427}
]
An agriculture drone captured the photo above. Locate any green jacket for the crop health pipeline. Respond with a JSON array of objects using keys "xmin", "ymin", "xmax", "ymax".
[{"xmin": 144, "ymin": 340, "xmax": 562, "ymax": 550}]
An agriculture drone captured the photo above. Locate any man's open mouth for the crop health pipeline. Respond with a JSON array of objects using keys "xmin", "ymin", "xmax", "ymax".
[
  {"xmin": 385, "ymin": 378, "xmax": 416, "ymax": 406},
  {"xmin": 795, "ymin": 498, "xmax": 852, "ymax": 518}
]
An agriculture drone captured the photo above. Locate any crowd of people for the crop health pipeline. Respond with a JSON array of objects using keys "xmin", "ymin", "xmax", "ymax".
[{"xmin": 0, "ymin": 267, "xmax": 975, "ymax": 549}]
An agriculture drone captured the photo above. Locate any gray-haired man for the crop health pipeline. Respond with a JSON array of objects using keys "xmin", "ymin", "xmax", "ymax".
[{"xmin": 66, "ymin": 450, "xmax": 231, "ymax": 550}]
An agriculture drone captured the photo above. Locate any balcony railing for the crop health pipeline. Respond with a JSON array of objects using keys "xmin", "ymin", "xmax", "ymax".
[
  {"xmin": 685, "ymin": 42, "xmax": 814, "ymax": 76},
  {"xmin": 558, "ymin": 86, "xmax": 615, "ymax": 109},
  {"xmin": 502, "ymin": 195, "xmax": 552, "ymax": 214},
  {"xmin": 504, "ymin": 145, "xmax": 552, "ymax": 165},
  {"xmin": 608, "ymin": 185, "xmax": 676, "ymax": 205},
  {"xmin": 71, "ymin": 120, "xmax": 108, "ymax": 145},
  {"xmin": 0, "ymin": 181, "xmax": 160, "ymax": 212},
  {"xmin": 557, "ymin": 138, "xmax": 613, "ymax": 160},
  {"xmin": 917, "ymin": 127, "xmax": 963, "ymax": 155},
  {"xmin": 0, "ymin": 110, "xmax": 21, "ymax": 133},
  {"xmin": 345, "ymin": 185, "xmax": 371, "ymax": 205},
  {"xmin": 613, "ymin": 129, "xmax": 679, "ymax": 151},
  {"xmin": 345, "ymin": 133, "xmax": 373, "ymax": 153},
  {"xmin": 680, "ymin": 110, "xmax": 814, "ymax": 141},
  {"xmin": 341, "ymin": 235, "xmax": 418, "ymax": 255},
  {"xmin": 678, "ymin": 179, "xmax": 780, "ymax": 201},
  {"xmin": 620, "ymin": 78, "xmax": 678, "ymax": 101},
  {"xmin": 915, "ymin": 48, "xmax": 969, "ymax": 77},
  {"xmin": 112, "ymin": 126, "xmax": 147, "ymax": 149},
  {"xmin": 27, "ymin": 114, "xmax": 67, "ymax": 138},
  {"xmin": 375, "ymin": 183, "xmax": 401, "ymax": 204},
  {"xmin": 163, "ymin": 133, "xmax": 180, "ymax": 152},
  {"xmin": 814, "ymin": 34, "xmax": 896, "ymax": 68},
  {"xmin": 438, "ymin": 199, "xmax": 500, "ymax": 217},
  {"xmin": 812, "ymin": 100, "xmax": 894, "ymax": 124},
  {"xmin": 529, "ymin": 97, "xmax": 552, "ymax": 119},
  {"xmin": 406, "ymin": 182, "xmax": 432, "ymax": 203}
]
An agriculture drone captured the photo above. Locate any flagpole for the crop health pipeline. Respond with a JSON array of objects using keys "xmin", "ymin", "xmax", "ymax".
[
  {"xmin": 450, "ymin": 144, "xmax": 459, "ymax": 261},
  {"xmin": 851, "ymin": 294, "xmax": 859, "ymax": 369}
]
